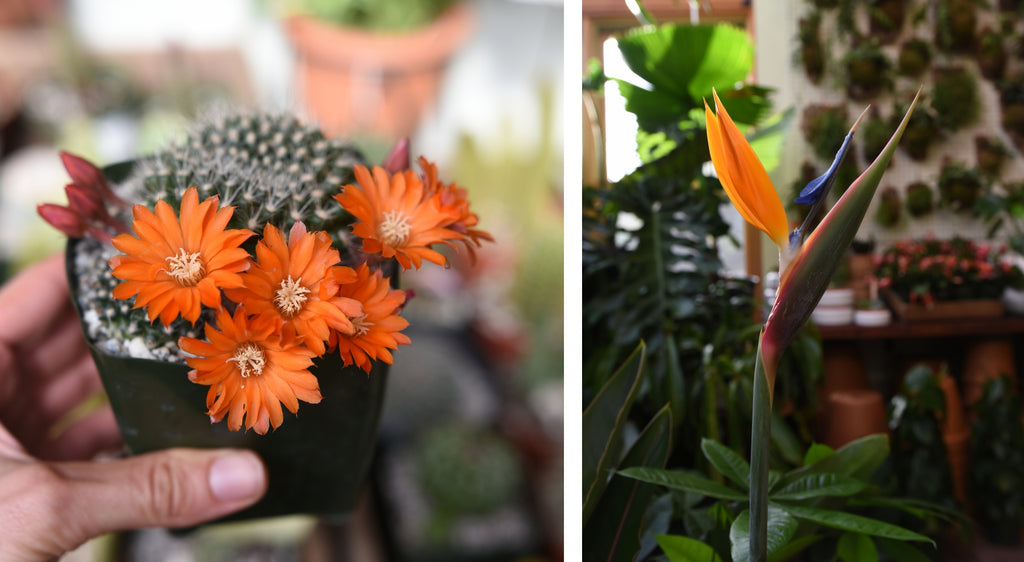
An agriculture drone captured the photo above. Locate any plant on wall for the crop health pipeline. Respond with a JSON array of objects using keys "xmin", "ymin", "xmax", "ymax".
[
  {"xmin": 935, "ymin": 0, "xmax": 979, "ymax": 53},
  {"xmin": 975, "ymin": 180, "xmax": 1024, "ymax": 255},
  {"xmin": 931, "ymin": 66, "xmax": 980, "ymax": 132},
  {"xmin": 875, "ymin": 186, "xmax": 902, "ymax": 227},
  {"xmin": 898, "ymin": 38, "xmax": 932, "ymax": 77},
  {"xmin": 798, "ymin": 11, "xmax": 825, "ymax": 83},
  {"xmin": 861, "ymin": 112, "xmax": 892, "ymax": 162},
  {"xmin": 899, "ymin": 105, "xmax": 941, "ymax": 161},
  {"xmin": 843, "ymin": 41, "xmax": 892, "ymax": 100},
  {"xmin": 802, "ymin": 104, "xmax": 850, "ymax": 161},
  {"xmin": 1000, "ymin": 71, "xmax": 1024, "ymax": 150},
  {"xmin": 938, "ymin": 160, "xmax": 985, "ymax": 212},
  {"xmin": 906, "ymin": 182, "xmax": 935, "ymax": 218},
  {"xmin": 976, "ymin": 136, "xmax": 1009, "ymax": 178},
  {"xmin": 977, "ymin": 27, "xmax": 1008, "ymax": 81},
  {"xmin": 868, "ymin": 0, "xmax": 906, "ymax": 43}
]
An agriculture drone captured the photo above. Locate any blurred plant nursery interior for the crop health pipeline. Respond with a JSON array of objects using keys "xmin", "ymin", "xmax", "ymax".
[{"xmin": 0, "ymin": 0, "xmax": 562, "ymax": 560}]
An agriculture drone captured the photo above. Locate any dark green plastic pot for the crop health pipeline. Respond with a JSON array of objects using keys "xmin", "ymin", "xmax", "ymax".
[{"xmin": 65, "ymin": 243, "xmax": 389, "ymax": 523}]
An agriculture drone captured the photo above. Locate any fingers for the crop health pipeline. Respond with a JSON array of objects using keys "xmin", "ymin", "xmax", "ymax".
[
  {"xmin": 0, "ymin": 253, "xmax": 75, "ymax": 346},
  {"xmin": 0, "ymin": 449, "xmax": 266, "ymax": 557}
]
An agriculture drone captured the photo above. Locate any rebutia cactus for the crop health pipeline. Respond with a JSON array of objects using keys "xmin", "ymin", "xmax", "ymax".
[
  {"xmin": 65, "ymin": 112, "xmax": 374, "ymax": 361},
  {"xmin": 129, "ymin": 113, "xmax": 367, "ymax": 256}
]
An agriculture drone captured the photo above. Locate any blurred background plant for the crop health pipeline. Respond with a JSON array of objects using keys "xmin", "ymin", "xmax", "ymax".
[{"xmin": 0, "ymin": 0, "xmax": 562, "ymax": 560}]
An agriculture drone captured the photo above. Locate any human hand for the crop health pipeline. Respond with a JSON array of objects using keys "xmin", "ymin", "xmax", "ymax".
[{"xmin": 0, "ymin": 254, "xmax": 267, "ymax": 560}]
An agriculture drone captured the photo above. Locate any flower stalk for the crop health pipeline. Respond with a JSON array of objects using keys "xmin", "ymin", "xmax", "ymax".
[{"xmin": 706, "ymin": 88, "xmax": 920, "ymax": 561}]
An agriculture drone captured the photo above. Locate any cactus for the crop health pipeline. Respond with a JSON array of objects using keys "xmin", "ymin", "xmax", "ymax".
[{"xmin": 72, "ymin": 112, "xmax": 372, "ymax": 361}]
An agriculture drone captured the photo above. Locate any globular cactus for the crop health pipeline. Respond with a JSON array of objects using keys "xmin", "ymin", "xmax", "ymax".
[
  {"xmin": 73, "ymin": 112, "xmax": 371, "ymax": 361},
  {"xmin": 126, "ymin": 113, "xmax": 367, "ymax": 258}
]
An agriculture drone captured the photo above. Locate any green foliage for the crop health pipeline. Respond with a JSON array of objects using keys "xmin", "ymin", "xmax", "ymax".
[
  {"xmin": 620, "ymin": 435, "xmax": 939, "ymax": 561},
  {"xmin": 931, "ymin": 67, "xmax": 980, "ymax": 131},
  {"xmin": 802, "ymin": 105, "xmax": 850, "ymax": 161},
  {"xmin": 897, "ymin": 39, "xmax": 932, "ymax": 77},
  {"xmin": 287, "ymin": 0, "xmax": 457, "ymax": 31},
  {"xmin": 905, "ymin": 182, "xmax": 935, "ymax": 218},
  {"xmin": 976, "ymin": 180, "xmax": 1024, "ymax": 255},
  {"xmin": 882, "ymin": 365, "xmax": 960, "ymax": 539},
  {"xmin": 969, "ymin": 375, "xmax": 1024, "ymax": 546},
  {"xmin": 937, "ymin": 160, "xmax": 984, "ymax": 212},
  {"xmin": 843, "ymin": 42, "xmax": 891, "ymax": 100}
]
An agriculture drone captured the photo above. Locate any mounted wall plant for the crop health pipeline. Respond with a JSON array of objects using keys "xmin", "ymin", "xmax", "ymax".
[
  {"xmin": 935, "ymin": 0, "xmax": 978, "ymax": 53},
  {"xmin": 899, "ymin": 105, "xmax": 940, "ymax": 161},
  {"xmin": 938, "ymin": 160, "xmax": 986, "ymax": 212},
  {"xmin": 898, "ymin": 38, "xmax": 932, "ymax": 77},
  {"xmin": 931, "ymin": 66, "xmax": 980, "ymax": 131},
  {"xmin": 975, "ymin": 136, "xmax": 1009, "ymax": 179},
  {"xmin": 1000, "ymin": 71, "xmax": 1024, "ymax": 151},
  {"xmin": 843, "ymin": 41, "xmax": 891, "ymax": 100},
  {"xmin": 868, "ymin": 0, "xmax": 906, "ymax": 44},
  {"xmin": 875, "ymin": 186, "xmax": 903, "ymax": 227},
  {"xmin": 906, "ymin": 182, "xmax": 935, "ymax": 218},
  {"xmin": 798, "ymin": 12, "xmax": 825, "ymax": 83},
  {"xmin": 861, "ymin": 112, "xmax": 892, "ymax": 163},
  {"xmin": 977, "ymin": 27, "xmax": 1008, "ymax": 81},
  {"xmin": 802, "ymin": 104, "xmax": 850, "ymax": 160}
]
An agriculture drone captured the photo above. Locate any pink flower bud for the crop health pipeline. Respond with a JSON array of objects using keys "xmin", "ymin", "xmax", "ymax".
[
  {"xmin": 382, "ymin": 137, "xmax": 410, "ymax": 174},
  {"xmin": 37, "ymin": 203, "xmax": 86, "ymax": 237}
]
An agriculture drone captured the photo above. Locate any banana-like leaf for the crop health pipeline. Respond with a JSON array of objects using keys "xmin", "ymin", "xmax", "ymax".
[
  {"xmin": 584, "ymin": 405, "xmax": 673, "ymax": 562},
  {"xmin": 774, "ymin": 503, "xmax": 933, "ymax": 543},
  {"xmin": 583, "ymin": 342, "xmax": 646, "ymax": 523},
  {"xmin": 770, "ymin": 473, "xmax": 867, "ymax": 501},
  {"xmin": 701, "ymin": 438, "xmax": 751, "ymax": 490},
  {"xmin": 618, "ymin": 466, "xmax": 747, "ymax": 502}
]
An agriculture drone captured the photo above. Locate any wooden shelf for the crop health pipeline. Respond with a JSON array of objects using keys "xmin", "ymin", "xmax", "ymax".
[{"xmin": 818, "ymin": 315, "xmax": 1024, "ymax": 340}]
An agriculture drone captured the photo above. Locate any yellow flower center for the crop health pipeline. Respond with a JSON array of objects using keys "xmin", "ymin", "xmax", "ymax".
[
  {"xmin": 165, "ymin": 249, "xmax": 205, "ymax": 287},
  {"xmin": 350, "ymin": 314, "xmax": 373, "ymax": 337},
  {"xmin": 230, "ymin": 342, "xmax": 266, "ymax": 378},
  {"xmin": 378, "ymin": 210, "xmax": 412, "ymax": 247},
  {"xmin": 274, "ymin": 276, "xmax": 311, "ymax": 318}
]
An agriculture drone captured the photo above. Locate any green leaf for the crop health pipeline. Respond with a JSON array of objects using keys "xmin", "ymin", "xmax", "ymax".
[
  {"xmin": 775, "ymin": 503, "xmax": 933, "ymax": 543},
  {"xmin": 802, "ymin": 443, "xmax": 834, "ymax": 466},
  {"xmin": 730, "ymin": 507, "xmax": 798, "ymax": 562},
  {"xmin": 770, "ymin": 473, "xmax": 867, "ymax": 501},
  {"xmin": 701, "ymin": 438, "xmax": 751, "ymax": 490},
  {"xmin": 656, "ymin": 534, "xmax": 724, "ymax": 562},
  {"xmin": 876, "ymin": 537, "xmax": 937, "ymax": 562},
  {"xmin": 791, "ymin": 434, "xmax": 889, "ymax": 481},
  {"xmin": 767, "ymin": 534, "xmax": 825, "ymax": 562},
  {"xmin": 585, "ymin": 406, "xmax": 673, "ymax": 562},
  {"xmin": 837, "ymin": 532, "xmax": 878, "ymax": 562},
  {"xmin": 615, "ymin": 24, "xmax": 764, "ymax": 129},
  {"xmin": 583, "ymin": 343, "xmax": 646, "ymax": 524},
  {"xmin": 619, "ymin": 467, "xmax": 747, "ymax": 502}
]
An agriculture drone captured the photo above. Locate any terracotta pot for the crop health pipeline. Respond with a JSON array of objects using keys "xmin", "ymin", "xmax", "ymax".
[
  {"xmin": 964, "ymin": 338, "xmax": 1016, "ymax": 406},
  {"xmin": 940, "ymin": 374, "xmax": 970, "ymax": 504},
  {"xmin": 285, "ymin": 4, "xmax": 474, "ymax": 139},
  {"xmin": 825, "ymin": 389, "xmax": 889, "ymax": 449},
  {"xmin": 848, "ymin": 253, "xmax": 875, "ymax": 303}
]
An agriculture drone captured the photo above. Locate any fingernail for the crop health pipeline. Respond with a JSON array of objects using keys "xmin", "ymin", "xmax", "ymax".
[{"xmin": 209, "ymin": 451, "xmax": 266, "ymax": 502}]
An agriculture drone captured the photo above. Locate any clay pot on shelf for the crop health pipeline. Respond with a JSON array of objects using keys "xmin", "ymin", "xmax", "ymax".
[
  {"xmin": 963, "ymin": 337, "xmax": 1017, "ymax": 407},
  {"xmin": 825, "ymin": 389, "xmax": 889, "ymax": 449},
  {"xmin": 940, "ymin": 373, "xmax": 970, "ymax": 504}
]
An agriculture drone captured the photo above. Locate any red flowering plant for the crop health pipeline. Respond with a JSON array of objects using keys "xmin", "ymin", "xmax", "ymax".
[
  {"xmin": 39, "ymin": 114, "xmax": 492, "ymax": 435},
  {"xmin": 875, "ymin": 236, "xmax": 1023, "ymax": 306}
]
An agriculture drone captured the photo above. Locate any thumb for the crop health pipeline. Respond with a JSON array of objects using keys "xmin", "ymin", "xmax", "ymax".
[{"xmin": 55, "ymin": 448, "xmax": 265, "ymax": 546}]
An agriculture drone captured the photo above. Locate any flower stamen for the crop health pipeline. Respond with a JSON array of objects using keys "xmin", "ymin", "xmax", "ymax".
[
  {"xmin": 350, "ymin": 313, "xmax": 373, "ymax": 337},
  {"xmin": 377, "ymin": 210, "xmax": 412, "ymax": 247},
  {"xmin": 230, "ymin": 342, "xmax": 266, "ymax": 378},
  {"xmin": 274, "ymin": 276, "xmax": 311, "ymax": 318},
  {"xmin": 165, "ymin": 248, "xmax": 206, "ymax": 287}
]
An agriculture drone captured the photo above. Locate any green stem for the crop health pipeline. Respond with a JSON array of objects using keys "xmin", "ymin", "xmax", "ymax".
[{"xmin": 749, "ymin": 344, "xmax": 771, "ymax": 562}]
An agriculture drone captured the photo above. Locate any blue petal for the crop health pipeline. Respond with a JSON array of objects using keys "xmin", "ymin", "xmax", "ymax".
[{"xmin": 795, "ymin": 130, "xmax": 855, "ymax": 206}]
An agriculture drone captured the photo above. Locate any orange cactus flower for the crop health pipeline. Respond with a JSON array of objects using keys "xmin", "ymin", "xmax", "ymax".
[
  {"xmin": 329, "ymin": 263, "xmax": 411, "ymax": 373},
  {"xmin": 334, "ymin": 164, "xmax": 461, "ymax": 270},
  {"xmin": 418, "ymin": 157, "xmax": 494, "ymax": 261},
  {"xmin": 705, "ymin": 90, "xmax": 789, "ymax": 252},
  {"xmin": 180, "ymin": 306, "xmax": 321, "ymax": 434},
  {"xmin": 109, "ymin": 186, "xmax": 253, "ymax": 327},
  {"xmin": 226, "ymin": 222, "xmax": 361, "ymax": 355}
]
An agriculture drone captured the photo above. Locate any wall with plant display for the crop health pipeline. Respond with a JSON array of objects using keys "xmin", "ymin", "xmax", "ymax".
[{"xmin": 758, "ymin": 0, "xmax": 1024, "ymax": 254}]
